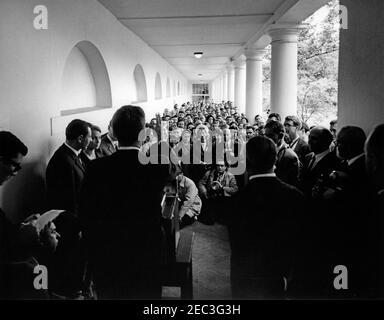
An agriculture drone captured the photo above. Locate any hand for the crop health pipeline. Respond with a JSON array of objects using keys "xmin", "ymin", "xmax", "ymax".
[{"xmin": 322, "ymin": 187, "xmax": 338, "ymax": 200}]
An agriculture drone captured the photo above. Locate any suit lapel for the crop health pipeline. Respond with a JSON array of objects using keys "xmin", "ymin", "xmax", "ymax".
[
  {"xmin": 74, "ymin": 155, "xmax": 85, "ymax": 173},
  {"xmin": 62, "ymin": 144, "xmax": 85, "ymax": 173}
]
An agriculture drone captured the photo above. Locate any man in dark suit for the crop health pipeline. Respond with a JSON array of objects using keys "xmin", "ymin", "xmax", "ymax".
[
  {"xmin": 99, "ymin": 121, "xmax": 117, "ymax": 157},
  {"xmin": 314, "ymin": 126, "xmax": 374, "ymax": 298},
  {"xmin": 46, "ymin": 119, "xmax": 91, "ymax": 214},
  {"xmin": 45, "ymin": 119, "xmax": 91, "ymax": 298},
  {"xmin": 365, "ymin": 124, "xmax": 384, "ymax": 298},
  {"xmin": 79, "ymin": 105, "xmax": 169, "ymax": 299},
  {"xmin": 284, "ymin": 116, "xmax": 310, "ymax": 164},
  {"xmin": 265, "ymin": 120, "xmax": 300, "ymax": 186},
  {"xmin": 228, "ymin": 136, "xmax": 303, "ymax": 299},
  {"xmin": 1, "ymin": 131, "xmax": 29, "ymax": 280},
  {"xmin": 0, "ymin": 131, "xmax": 49, "ymax": 299},
  {"xmin": 299, "ymin": 126, "xmax": 342, "ymax": 198}
]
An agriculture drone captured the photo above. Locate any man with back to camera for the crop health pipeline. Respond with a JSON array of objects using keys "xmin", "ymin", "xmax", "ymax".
[
  {"xmin": 365, "ymin": 124, "xmax": 384, "ymax": 298},
  {"xmin": 79, "ymin": 105, "xmax": 170, "ymax": 299},
  {"xmin": 227, "ymin": 135, "xmax": 303, "ymax": 299}
]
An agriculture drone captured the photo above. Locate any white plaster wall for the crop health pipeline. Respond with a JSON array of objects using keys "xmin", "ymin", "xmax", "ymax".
[
  {"xmin": 61, "ymin": 46, "xmax": 97, "ymax": 111},
  {"xmin": 0, "ymin": 0, "xmax": 189, "ymax": 221},
  {"xmin": 338, "ymin": 0, "xmax": 384, "ymax": 134}
]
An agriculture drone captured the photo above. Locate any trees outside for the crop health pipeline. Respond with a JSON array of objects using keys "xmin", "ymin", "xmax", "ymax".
[{"xmin": 263, "ymin": 0, "xmax": 339, "ymax": 126}]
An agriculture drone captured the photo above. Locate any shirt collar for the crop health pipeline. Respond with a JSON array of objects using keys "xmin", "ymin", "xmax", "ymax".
[
  {"xmin": 83, "ymin": 151, "xmax": 95, "ymax": 160},
  {"xmin": 277, "ymin": 141, "xmax": 287, "ymax": 153},
  {"xmin": 117, "ymin": 146, "xmax": 140, "ymax": 151},
  {"xmin": 290, "ymin": 136, "xmax": 300, "ymax": 148},
  {"xmin": 64, "ymin": 142, "xmax": 81, "ymax": 157},
  {"xmin": 378, "ymin": 189, "xmax": 384, "ymax": 196},
  {"xmin": 107, "ymin": 134, "xmax": 119, "ymax": 148},
  {"xmin": 249, "ymin": 173, "xmax": 276, "ymax": 181},
  {"xmin": 347, "ymin": 153, "xmax": 364, "ymax": 166},
  {"xmin": 315, "ymin": 149, "xmax": 330, "ymax": 162}
]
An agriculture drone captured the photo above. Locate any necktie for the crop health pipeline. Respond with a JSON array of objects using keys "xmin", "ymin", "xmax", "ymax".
[{"xmin": 308, "ymin": 154, "xmax": 316, "ymax": 170}]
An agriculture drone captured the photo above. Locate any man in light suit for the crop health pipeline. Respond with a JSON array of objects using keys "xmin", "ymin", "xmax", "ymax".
[
  {"xmin": 99, "ymin": 121, "xmax": 117, "ymax": 157},
  {"xmin": 228, "ymin": 135, "xmax": 303, "ymax": 299},
  {"xmin": 284, "ymin": 116, "xmax": 310, "ymax": 165},
  {"xmin": 80, "ymin": 105, "xmax": 169, "ymax": 299},
  {"xmin": 265, "ymin": 120, "xmax": 300, "ymax": 187}
]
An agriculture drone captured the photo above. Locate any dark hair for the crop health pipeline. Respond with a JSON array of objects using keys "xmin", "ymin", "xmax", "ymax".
[
  {"xmin": 285, "ymin": 115, "xmax": 301, "ymax": 129},
  {"xmin": 112, "ymin": 105, "xmax": 145, "ymax": 144},
  {"xmin": 311, "ymin": 126, "xmax": 334, "ymax": 149},
  {"xmin": 366, "ymin": 124, "xmax": 384, "ymax": 159},
  {"xmin": 337, "ymin": 126, "xmax": 366, "ymax": 156},
  {"xmin": 0, "ymin": 131, "xmax": 28, "ymax": 158},
  {"xmin": 330, "ymin": 119, "xmax": 338, "ymax": 126},
  {"xmin": 301, "ymin": 122, "xmax": 310, "ymax": 133},
  {"xmin": 65, "ymin": 119, "xmax": 91, "ymax": 141},
  {"xmin": 91, "ymin": 125, "xmax": 101, "ymax": 133},
  {"xmin": 268, "ymin": 113, "xmax": 281, "ymax": 122},
  {"xmin": 265, "ymin": 119, "xmax": 285, "ymax": 135},
  {"xmin": 246, "ymin": 136, "xmax": 277, "ymax": 173}
]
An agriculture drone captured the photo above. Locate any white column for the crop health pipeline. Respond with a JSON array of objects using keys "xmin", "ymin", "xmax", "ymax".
[
  {"xmin": 234, "ymin": 56, "xmax": 246, "ymax": 115},
  {"xmin": 220, "ymin": 75, "xmax": 224, "ymax": 102},
  {"xmin": 245, "ymin": 48, "xmax": 265, "ymax": 122},
  {"xmin": 227, "ymin": 62, "xmax": 235, "ymax": 103},
  {"xmin": 223, "ymin": 71, "xmax": 228, "ymax": 102},
  {"xmin": 268, "ymin": 26, "xmax": 302, "ymax": 120}
]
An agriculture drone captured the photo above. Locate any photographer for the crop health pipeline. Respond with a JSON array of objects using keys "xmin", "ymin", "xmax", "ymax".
[{"xmin": 198, "ymin": 160, "xmax": 238, "ymax": 225}]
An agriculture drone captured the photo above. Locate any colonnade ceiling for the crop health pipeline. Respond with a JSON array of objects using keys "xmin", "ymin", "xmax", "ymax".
[{"xmin": 98, "ymin": 0, "xmax": 329, "ymax": 82}]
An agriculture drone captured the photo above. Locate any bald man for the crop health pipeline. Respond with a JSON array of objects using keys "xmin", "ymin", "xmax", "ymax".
[{"xmin": 299, "ymin": 126, "xmax": 342, "ymax": 198}]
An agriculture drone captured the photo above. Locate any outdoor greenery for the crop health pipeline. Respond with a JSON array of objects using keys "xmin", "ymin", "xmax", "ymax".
[{"xmin": 263, "ymin": 0, "xmax": 340, "ymax": 126}]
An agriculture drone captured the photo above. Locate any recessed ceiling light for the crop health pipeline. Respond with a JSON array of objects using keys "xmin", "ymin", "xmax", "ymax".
[{"xmin": 194, "ymin": 52, "xmax": 203, "ymax": 59}]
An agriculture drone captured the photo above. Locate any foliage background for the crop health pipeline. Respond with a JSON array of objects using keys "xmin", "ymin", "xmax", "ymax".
[{"xmin": 262, "ymin": 0, "xmax": 339, "ymax": 127}]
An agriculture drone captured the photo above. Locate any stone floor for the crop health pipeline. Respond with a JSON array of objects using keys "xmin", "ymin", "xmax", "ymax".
[
  {"xmin": 162, "ymin": 220, "xmax": 232, "ymax": 300},
  {"xmin": 189, "ymin": 221, "xmax": 232, "ymax": 300}
]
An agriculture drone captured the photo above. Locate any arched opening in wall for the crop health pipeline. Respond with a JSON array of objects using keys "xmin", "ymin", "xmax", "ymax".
[
  {"xmin": 177, "ymin": 81, "xmax": 180, "ymax": 96},
  {"xmin": 155, "ymin": 72, "xmax": 162, "ymax": 100},
  {"xmin": 133, "ymin": 64, "xmax": 148, "ymax": 102},
  {"xmin": 61, "ymin": 41, "xmax": 112, "ymax": 116},
  {"xmin": 166, "ymin": 78, "xmax": 171, "ymax": 98}
]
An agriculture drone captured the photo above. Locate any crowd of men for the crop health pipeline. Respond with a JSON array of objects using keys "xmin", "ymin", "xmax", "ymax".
[{"xmin": 0, "ymin": 100, "xmax": 383, "ymax": 300}]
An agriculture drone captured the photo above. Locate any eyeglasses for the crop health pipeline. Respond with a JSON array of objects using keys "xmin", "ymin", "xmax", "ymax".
[{"xmin": 0, "ymin": 157, "xmax": 22, "ymax": 173}]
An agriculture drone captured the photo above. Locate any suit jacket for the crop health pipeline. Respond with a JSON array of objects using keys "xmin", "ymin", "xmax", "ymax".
[
  {"xmin": 79, "ymin": 149, "xmax": 169, "ymax": 299},
  {"xmin": 299, "ymin": 150, "xmax": 342, "ymax": 198},
  {"xmin": 46, "ymin": 144, "xmax": 86, "ymax": 214},
  {"xmin": 80, "ymin": 151, "xmax": 101, "ymax": 172},
  {"xmin": 228, "ymin": 176, "xmax": 303, "ymax": 299},
  {"xmin": 99, "ymin": 134, "xmax": 117, "ymax": 157},
  {"xmin": 292, "ymin": 138, "xmax": 310, "ymax": 165},
  {"xmin": 275, "ymin": 144, "xmax": 300, "ymax": 187}
]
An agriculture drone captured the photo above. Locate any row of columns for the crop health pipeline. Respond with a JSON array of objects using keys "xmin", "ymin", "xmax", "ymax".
[{"xmin": 211, "ymin": 25, "xmax": 302, "ymax": 122}]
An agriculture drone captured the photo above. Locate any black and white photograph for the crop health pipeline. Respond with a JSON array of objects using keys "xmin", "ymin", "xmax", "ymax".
[{"xmin": 0, "ymin": 0, "xmax": 383, "ymax": 313}]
